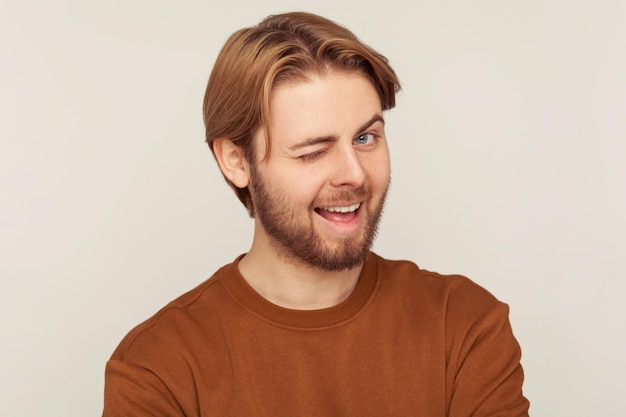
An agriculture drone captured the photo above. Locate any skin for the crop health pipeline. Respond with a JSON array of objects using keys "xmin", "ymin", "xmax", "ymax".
[{"xmin": 214, "ymin": 70, "xmax": 391, "ymax": 310}]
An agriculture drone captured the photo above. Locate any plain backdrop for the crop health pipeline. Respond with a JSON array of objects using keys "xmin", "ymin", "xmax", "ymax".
[{"xmin": 1, "ymin": 0, "xmax": 624, "ymax": 415}]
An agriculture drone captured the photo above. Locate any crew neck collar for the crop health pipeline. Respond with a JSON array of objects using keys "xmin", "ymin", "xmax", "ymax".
[{"xmin": 220, "ymin": 252, "xmax": 380, "ymax": 330}]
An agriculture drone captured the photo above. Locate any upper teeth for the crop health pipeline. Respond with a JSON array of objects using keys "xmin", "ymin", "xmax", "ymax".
[{"xmin": 323, "ymin": 203, "xmax": 360, "ymax": 213}]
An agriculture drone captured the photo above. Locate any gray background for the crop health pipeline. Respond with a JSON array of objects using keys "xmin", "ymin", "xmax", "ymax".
[{"xmin": 1, "ymin": 0, "xmax": 624, "ymax": 415}]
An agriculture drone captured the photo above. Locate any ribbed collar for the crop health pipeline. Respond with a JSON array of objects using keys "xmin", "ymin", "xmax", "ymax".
[{"xmin": 219, "ymin": 252, "xmax": 381, "ymax": 330}]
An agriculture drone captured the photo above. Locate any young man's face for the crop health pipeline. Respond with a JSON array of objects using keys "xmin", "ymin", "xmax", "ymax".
[{"xmin": 249, "ymin": 70, "xmax": 391, "ymax": 271}]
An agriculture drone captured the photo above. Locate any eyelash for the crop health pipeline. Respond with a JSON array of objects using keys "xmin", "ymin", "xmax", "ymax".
[{"xmin": 299, "ymin": 150, "xmax": 326, "ymax": 161}]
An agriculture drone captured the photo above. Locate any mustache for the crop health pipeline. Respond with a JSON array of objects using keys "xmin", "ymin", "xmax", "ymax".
[{"xmin": 312, "ymin": 186, "xmax": 369, "ymax": 207}]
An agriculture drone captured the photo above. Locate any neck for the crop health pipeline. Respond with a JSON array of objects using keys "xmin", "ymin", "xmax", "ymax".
[{"xmin": 238, "ymin": 238, "xmax": 364, "ymax": 310}]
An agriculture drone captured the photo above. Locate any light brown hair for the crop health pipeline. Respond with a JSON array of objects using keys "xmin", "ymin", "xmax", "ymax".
[{"xmin": 203, "ymin": 11, "xmax": 401, "ymax": 216}]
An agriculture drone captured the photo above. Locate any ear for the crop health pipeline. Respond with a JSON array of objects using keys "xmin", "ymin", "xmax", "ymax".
[{"xmin": 212, "ymin": 139, "xmax": 251, "ymax": 188}]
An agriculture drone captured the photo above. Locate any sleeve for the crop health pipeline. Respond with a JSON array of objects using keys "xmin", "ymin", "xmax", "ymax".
[
  {"xmin": 446, "ymin": 284, "xmax": 530, "ymax": 417},
  {"xmin": 103, "ymin": 359, "xmax": 186, "ymax": 417}
]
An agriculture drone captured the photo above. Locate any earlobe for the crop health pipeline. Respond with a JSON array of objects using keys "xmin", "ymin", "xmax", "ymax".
[{"xmin": 213, "ymin": 139, "xmax": 250, "ymax": 188}]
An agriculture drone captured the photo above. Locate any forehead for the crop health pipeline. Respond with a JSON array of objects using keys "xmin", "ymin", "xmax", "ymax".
[{"xmin": 264, "ymin": 71, "xmax": 383, "ymax": 147}]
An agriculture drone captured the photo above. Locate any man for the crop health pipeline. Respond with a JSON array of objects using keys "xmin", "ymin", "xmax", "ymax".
[{"xmin": 103, "ymin": 11, "xmax": 530, "ymax": 416}]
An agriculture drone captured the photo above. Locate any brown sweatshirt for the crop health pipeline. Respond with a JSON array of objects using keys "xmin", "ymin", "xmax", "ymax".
[{"xmin": 103, "ymin": 252, "xmax": 530, "ymax": 416}]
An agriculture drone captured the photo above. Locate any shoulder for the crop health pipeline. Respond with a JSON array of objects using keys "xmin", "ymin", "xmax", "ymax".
[
  {"xmin": 370, "ymin": 252, "xmax": 506, "ymax": 321},
  {"xmin": 110, "ymin": 260, "xmax": 237, "ymax": 364},
  {"xmin": 372, "ymin": 253, "xmax": 500, "ymax": 303}
]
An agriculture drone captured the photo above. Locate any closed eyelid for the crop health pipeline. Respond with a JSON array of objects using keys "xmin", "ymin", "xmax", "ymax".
[{"xmin": 299, "ymin": 148, "xmax": 328, "ymax": 161}]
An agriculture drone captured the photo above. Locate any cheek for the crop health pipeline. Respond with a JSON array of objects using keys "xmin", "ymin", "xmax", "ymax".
[
  {"xmin": 279, "ymin": 173, "xmax": 323, "ymax": 206},
  {"xmin": 369, "ymin": 152, "xmax": 391, "ymax": 188}
]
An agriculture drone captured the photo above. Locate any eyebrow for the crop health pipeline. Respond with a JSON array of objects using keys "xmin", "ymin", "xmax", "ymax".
[{"xmin": 288, "ymin": 114, "xmax": 385, "ymax": 152}]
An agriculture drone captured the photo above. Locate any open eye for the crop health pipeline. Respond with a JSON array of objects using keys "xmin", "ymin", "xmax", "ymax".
[{"xmin": 354, "ymin": 133, "xmax": 375, "ymax": 146}]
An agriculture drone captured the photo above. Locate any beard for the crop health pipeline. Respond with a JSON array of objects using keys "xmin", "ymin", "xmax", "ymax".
[{"xmin": 250, "ymin": 165, "xmax": 388, "ymax": 272}]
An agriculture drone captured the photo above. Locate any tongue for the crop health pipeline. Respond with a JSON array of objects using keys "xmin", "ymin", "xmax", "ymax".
[{"xmin": 317, "ymin": 209, "xmax": 357, "ymax": 223}]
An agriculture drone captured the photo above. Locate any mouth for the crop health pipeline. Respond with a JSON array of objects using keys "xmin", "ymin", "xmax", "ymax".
[{"xmin": 314, "ymin": 202, "xmax": 362, "ymax": 224}]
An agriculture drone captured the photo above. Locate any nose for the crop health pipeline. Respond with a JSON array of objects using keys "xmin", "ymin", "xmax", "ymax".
[{"xmin": 329, "ymin": 145, "xmax": 366, "ymax": 188}]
